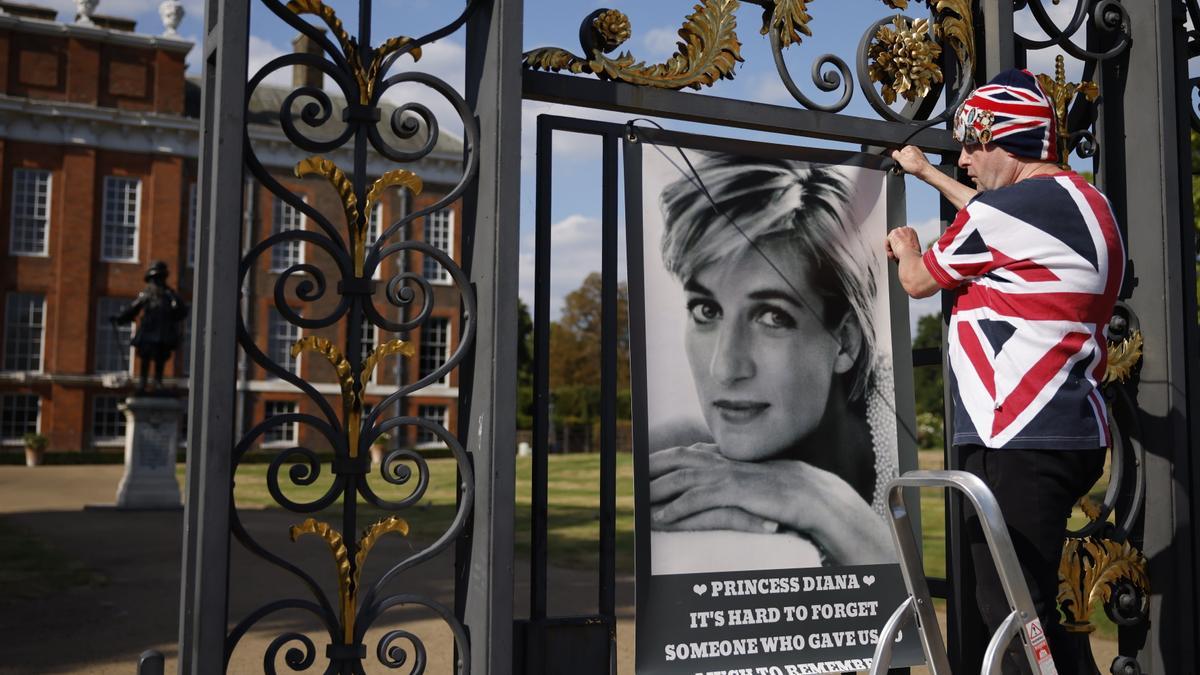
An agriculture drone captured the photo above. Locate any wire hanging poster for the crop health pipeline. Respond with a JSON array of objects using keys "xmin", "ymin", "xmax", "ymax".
[{"xmin": 624, "ymin": 128, "xmax": 922, "ymax": 674}]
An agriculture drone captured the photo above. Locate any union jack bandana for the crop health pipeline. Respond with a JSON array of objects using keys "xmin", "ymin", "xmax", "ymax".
[{"xmin": 953, "ymin": 69, "xmax": 1058, "ymax": 163}]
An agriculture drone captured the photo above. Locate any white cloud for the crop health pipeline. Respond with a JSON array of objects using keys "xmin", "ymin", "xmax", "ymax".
[
  {"xmin": 246, "ymin": 34, "xmax": 290, "ymax": 87},
  {"xmin": 640, "ymin": 26, "xmax": 679, "ymax": 61},
  {"xmin": 517, "ymin": 213, "xmax": 628, "ymax": 319},
  {"xmin": 1012, "ymin": 5, "xmax": 1086, "ymax": 81}
]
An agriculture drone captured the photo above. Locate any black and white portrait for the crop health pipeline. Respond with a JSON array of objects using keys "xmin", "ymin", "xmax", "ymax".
[{"xmin": 629, "ymin": 139, "xmax": 901, "ymax": 575}]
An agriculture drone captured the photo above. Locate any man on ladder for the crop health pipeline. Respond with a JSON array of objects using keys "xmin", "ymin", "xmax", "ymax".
[{"xmin": 885, "ymin": 69, "xmax": 1124, "ymax": 674}]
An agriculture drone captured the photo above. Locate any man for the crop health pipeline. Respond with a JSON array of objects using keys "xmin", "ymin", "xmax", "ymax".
[{"xmin": 886, "ymin": 69, "xmax": 1124, "ymax": 674}]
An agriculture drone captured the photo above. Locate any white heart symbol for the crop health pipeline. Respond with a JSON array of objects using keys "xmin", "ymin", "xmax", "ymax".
[
  {"xmin": 862, "ymin": 575, "xmax": 876, "ymax": 586},
  {"xmin": 693, "ymin": 583, "xmax": 708, "ymax": 596}
]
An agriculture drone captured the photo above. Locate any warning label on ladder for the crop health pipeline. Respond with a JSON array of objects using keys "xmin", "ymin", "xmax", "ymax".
[{"xmin": 1024, "ymin": 619, "xmax": 1058, "ymax": 675}]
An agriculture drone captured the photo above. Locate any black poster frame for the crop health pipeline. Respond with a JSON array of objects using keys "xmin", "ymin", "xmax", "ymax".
[{"xmin": 624, "ymin": 126, "xmax": 922, "ymax": 674}]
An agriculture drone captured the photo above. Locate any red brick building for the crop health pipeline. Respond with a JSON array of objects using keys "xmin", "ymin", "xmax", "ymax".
[{"xmin": 0, "ymin": 4, "xmax": 464, "ymax": 457}]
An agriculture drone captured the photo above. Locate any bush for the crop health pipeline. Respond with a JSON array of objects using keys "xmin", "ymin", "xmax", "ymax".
[
  {"xmin": 916, "ymin": 411, "xmax": 944, "ymax": 450},
  {"xmin": 22, "ymin": 433, "xmax": 48, "ymax": 452}
]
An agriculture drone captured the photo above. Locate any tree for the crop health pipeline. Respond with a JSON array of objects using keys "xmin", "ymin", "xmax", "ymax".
[
  {"xmin": 545, "ymin": 272, "xmax": 632, "ymax": 427},
  {"xmin": 516, "ymin": 298, "xmax": 533, "ymax": 386},
  {"xmin": 912, "ymin": 313, "xmax": 945, "ymax": 448},
  {"xmin": 548, "ymin": 272, "xmax": 630, "ymax": 391}
]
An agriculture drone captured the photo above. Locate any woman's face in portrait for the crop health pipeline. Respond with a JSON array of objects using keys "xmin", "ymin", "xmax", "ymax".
[{"xmin": 683, "ymin": 240, "xmax": 847, "ymax": 463}]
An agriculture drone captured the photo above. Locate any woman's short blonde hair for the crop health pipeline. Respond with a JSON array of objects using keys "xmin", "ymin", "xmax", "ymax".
[{"xmin": 659, "ymin": 153, "xmax": 877, "ymax": 400}]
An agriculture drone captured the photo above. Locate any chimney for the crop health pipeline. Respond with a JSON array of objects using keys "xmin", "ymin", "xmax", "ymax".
[{"xmin": 291, "ymin": 31, "xmax": 325, "ymax": 90}]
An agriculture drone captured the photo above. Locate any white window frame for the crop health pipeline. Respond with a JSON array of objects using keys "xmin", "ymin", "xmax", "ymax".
[
  {"xmin": 0, "ymin": 393, "xmax": 41, "ymax": 443},
  {"xmin": 100, "ymin": 176, "xmax": 142, "ymax": 263},
  {"xmin": 9, "ymin": 168, "xmax": 52, "ymax": 257},
  {"xmin": 3, "ymin": 292, "xmax": 46, "ymax": 373},
  {"xmin": 418, "ymin": 316, "xmax": 451, "ymax": 386},
  {"xmin": 186, "ymin": 182, "xmax": 197, "ymax": 268},
  {"xmin": 415, "ymin": 404, "xmax": 448, "ymax": 447},
  {"xmin": 270, "ymin": 196, "xmax": 307, "ymax": 273},
  {"xmin": 267, "ymin": 308, "xmax": 301, "ymax": 377},
  {"xmin": 95, "ymin": 297, "xmax": 135, "ymax": 374},
  {"xmin": 422, "ymin": 208, "xmax": 454, "ymax": 285},
  {"xmin": 368, "ymin": 202, "xmax": 383, "ymax": 280},
  {"xmin": 91, "ymin": 394, "xmax": 127, "ymax": 445},
  {"xmin": 262, "ymin": 400, "xmax": 298, "ymax": 446},
  {"xmin": 360, "ymin": 317, "xmax": 377, "ymax": 364}
]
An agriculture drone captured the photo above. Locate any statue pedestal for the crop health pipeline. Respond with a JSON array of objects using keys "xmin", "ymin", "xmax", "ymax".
[{"xmin": 114, "ymin": 396, "xmax": 183, "ymax": 510}]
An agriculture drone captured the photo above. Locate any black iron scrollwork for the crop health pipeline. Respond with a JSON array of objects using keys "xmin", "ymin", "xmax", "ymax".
[{"xmin": 226, "ymin": 0, "xmax": 484, "ymax": 671}]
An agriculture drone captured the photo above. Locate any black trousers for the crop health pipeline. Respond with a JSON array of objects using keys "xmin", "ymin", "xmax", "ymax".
[{"xmin": 958, "ymin": 444, "xmax": 1106, "ymax": 675}]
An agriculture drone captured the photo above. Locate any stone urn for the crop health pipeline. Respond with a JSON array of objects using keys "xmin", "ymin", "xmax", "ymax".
[{"xmin": 23, "ymin": 433, "xmax": 47, "ymax": 467}]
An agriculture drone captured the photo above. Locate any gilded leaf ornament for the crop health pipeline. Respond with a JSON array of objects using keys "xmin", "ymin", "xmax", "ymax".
[
  {"xmin": 929, "ymin": 0, "xmax": 973, "ymax": 67},
  {"xmin": 361, "ymin": 339, "xmax": 416, "ymax": 386},
  {"xmin": 295, "ymin": 157, "xmax": 422, "ymax": 277},
  {"xmin": 286, "ymin": 0, "xmax": 419, "ymax": 103},
  {"xmin": 866, "ymin": 16, "xmax": 943, "ymax": 104},
  {"xmin": 523, "ymin": 1, "xmax": 744, "ymax": 90},
  {"xmin": 291, "ymin": 335, "xmax": 415, "ymax": 458},
  {"xmin": 291, "ymin": 517, "xmax": 410, "ymax": 643},
  {"xmin": 1058, "ymin": 537, "xmax": 1149, "ymax": 633},
  {"xmin": 759, "ymin": 0, "xmax": 813, "ymax": 49},
  {"xmin": 290, "ymin": 518, "xmax": 354, "ymax": 641},
  {"xmin": 1103, "ymin": 330, "xmax": 1143, "ymax": 385},
  {"xmin": 523, "ymin": 0, "xmax": 973, "ymax": 95},
  {"xmin": 1036, "ymin": 55, "xmax": 1100, "ymax": 169}
]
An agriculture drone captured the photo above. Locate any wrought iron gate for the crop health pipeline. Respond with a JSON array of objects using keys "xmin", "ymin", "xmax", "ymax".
[{"xmin": 179, "ymin": 0, "xmax": 1199, "ymax": 673}]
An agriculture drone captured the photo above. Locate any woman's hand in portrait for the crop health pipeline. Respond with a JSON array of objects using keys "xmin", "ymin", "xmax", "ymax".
[{"xmin": 649, "ymin": 444, "xmax": 893, "ymax": 566}]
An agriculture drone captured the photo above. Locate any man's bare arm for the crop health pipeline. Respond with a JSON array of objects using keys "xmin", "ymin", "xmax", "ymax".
[
  {"xmin": 886, "ymin": 227, "xmax": 941, "ymax": 299},
  {"xmin": 891, "ymin": 146, "xmax": 977, "ymax": 211}
]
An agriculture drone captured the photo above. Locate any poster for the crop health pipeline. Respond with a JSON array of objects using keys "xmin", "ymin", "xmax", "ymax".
[{"xmin": 624, "ymin": 128, "xmax": 922, "ymax": 674}]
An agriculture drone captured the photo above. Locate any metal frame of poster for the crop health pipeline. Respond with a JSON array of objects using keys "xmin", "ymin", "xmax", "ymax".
[{"xmin": 624, "ymin": 126, "xmax": 923, "ymax": 675}]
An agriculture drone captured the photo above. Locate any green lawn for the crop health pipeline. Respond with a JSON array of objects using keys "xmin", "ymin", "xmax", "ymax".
[{"xmin": 226, "ymin": 450, "xmax": 1116, "ymax": 638}]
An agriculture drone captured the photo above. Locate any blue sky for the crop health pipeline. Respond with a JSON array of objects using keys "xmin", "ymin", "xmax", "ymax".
[{"xmin": 57, "ymin": 0, "xmax": 1090, "ymax": 335}]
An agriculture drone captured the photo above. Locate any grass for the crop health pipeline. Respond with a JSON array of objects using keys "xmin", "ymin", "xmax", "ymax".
[
  {"xmin": 226, "ymin": 453, "xmax": 637, "ymax": 571},
  {"xmin": 226, "ymin": 450, "xmax": 1118, "ymax": 639},
  {"xmin": 0, "ymin": 518, "xmax": 106, "ymax": 604}
]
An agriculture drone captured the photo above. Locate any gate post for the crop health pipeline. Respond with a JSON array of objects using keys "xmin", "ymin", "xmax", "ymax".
[
  {"xmin": 1102, "ymin": 1, "xmax": 1200, "ymax": 671},
  {"xmin": 459, "ymin": 0, "xmax": 523, "ymax": 672},
  {"xmin": 178, "ymin": 0, "xmax": 248, "ymax": 671}
]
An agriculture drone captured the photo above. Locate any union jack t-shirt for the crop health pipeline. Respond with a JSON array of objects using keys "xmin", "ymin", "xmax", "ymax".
[{"xmin": 922, "ymin": 173, "xmax": 1125, "ymax": 449}]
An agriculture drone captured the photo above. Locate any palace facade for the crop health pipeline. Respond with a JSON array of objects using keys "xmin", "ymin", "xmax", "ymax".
[{"xmin": 0, "ymin": 3, "xmax": 464, "ymax": 456}]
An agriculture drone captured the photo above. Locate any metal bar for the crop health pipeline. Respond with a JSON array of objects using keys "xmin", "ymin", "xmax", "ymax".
[
  {"xmin": 1112, "ymin": 2, "xmax": 1200, "ymax": 671},
  {"xmin": 598, "ymin": 133, "xmax": 618, "ymax": 621},
  {"xmin": 137, "ymin": 650, "xmax": 165, "ymax": 675},
  {"xmin": 178, "ymin": 0, "xmax": 248, "ymax": 671},
  {"xmin": 869, "ymin": 597, "xmax": 916, "ymax": 675},
  {"xmin": 880, "ymin": 478, "xmax": 951, "ymax": 675},
  {"xmin": 531, "ymin": 116, "xmax": 552, "ymax": 622},
  {"xmin": 979, "ymin": 1, "xmax": 1015, "ymax": 80},
  {"xmin": 981, "ymin": 612, "xmax": 1023, "ymax": 675},
  {"xmin": 888, "ymin": 471, "xmax": 1048, "ymax": 675},
  {"xmin": 459, "ymin": 0, "xmax": 522, "ymax": 670},
  {"xmin": 522, "ymin": 72, "xmax": 960, "ymax": 152},
  {"xmin": 911, "ymin": 347, "xmax": 941, "ymax": 368}
]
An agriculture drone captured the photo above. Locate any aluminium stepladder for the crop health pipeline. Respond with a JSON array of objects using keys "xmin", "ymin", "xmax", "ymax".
[{"xmin": 868, "ymin": 470, "xmax": 1058, "ymax": 675}]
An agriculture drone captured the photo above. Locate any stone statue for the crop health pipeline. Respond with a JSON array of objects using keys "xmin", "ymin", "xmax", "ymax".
[
  {"xmin": 75, "ymin": 0, "xmax": 97, "ymax": 25},
  {"xmin": 111, "ymin": 261, "xmax": 189, "ymax": 393},
  {"xmin": 158, "ymin": 0, "xmax": 183, "ymax": 36}
]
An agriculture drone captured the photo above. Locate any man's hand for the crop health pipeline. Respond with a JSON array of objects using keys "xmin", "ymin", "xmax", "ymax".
[
  {"xmin": 886, "ymin": 226, "xmax": 941, "ymax": 299},
  {"xmin": 886, "ymin": 226, "xmax": 922, "ymax": 262},
  {"xmin": 890, "ymin": 146, "xmax": 934, "ymax": 180}
]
